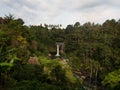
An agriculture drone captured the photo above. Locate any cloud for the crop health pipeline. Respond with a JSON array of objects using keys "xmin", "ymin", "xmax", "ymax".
[{"xmin": 0, "ymin": 0, "xmax": 120, "ymax": 27}]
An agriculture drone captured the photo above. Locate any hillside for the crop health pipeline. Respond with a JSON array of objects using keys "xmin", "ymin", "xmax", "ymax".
[{"xmin": 0, "ymin": 15, "xmax": 120, "ymax": 90}]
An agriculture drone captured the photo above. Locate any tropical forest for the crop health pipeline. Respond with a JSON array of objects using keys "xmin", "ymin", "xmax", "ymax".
[{"xmin": 0, "ymin": 15, "xmax": 120, "ymax": 90}]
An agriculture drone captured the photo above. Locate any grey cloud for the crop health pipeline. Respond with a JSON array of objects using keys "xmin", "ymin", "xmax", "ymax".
[
  {"xmin": 0, "ymin": 0, "xmax": 120, "ymax": 27},
  {"xmin": 73, "ymin": 0, "xmax": 108, "ymax": 12},
  {"xmin": 75, "ymin": 2, "xmax": 102, "ymax": 11}
]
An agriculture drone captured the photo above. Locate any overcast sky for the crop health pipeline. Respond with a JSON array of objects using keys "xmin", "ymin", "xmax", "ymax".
[{"xmin": 0, "ymin": 0, "xmax": 120, "ymax": 27}]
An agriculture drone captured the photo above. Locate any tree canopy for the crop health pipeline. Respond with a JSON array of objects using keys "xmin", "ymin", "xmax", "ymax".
[{"xmin": 0, "ymin": 15, "xmax": 120, "ymax": 90}]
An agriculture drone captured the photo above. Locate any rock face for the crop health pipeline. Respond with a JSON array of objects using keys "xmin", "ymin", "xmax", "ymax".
[{"xmin": 28, "ymin": 56, "xmax": 40, "ymax": 65}]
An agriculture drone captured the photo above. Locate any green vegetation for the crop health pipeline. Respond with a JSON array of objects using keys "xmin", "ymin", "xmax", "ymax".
[
  {"xmin": 102, "ymin": 69, "xmax": 120, "ymax": 90},
  {"xmin": 0, "ymin": 14, "xmax": 120, "ymax": 90}
]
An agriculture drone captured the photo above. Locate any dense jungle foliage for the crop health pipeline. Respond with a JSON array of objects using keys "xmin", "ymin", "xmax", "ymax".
[{"xmin": 0, "ymin": 15, "xmax": 120, "ymax": 90}]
